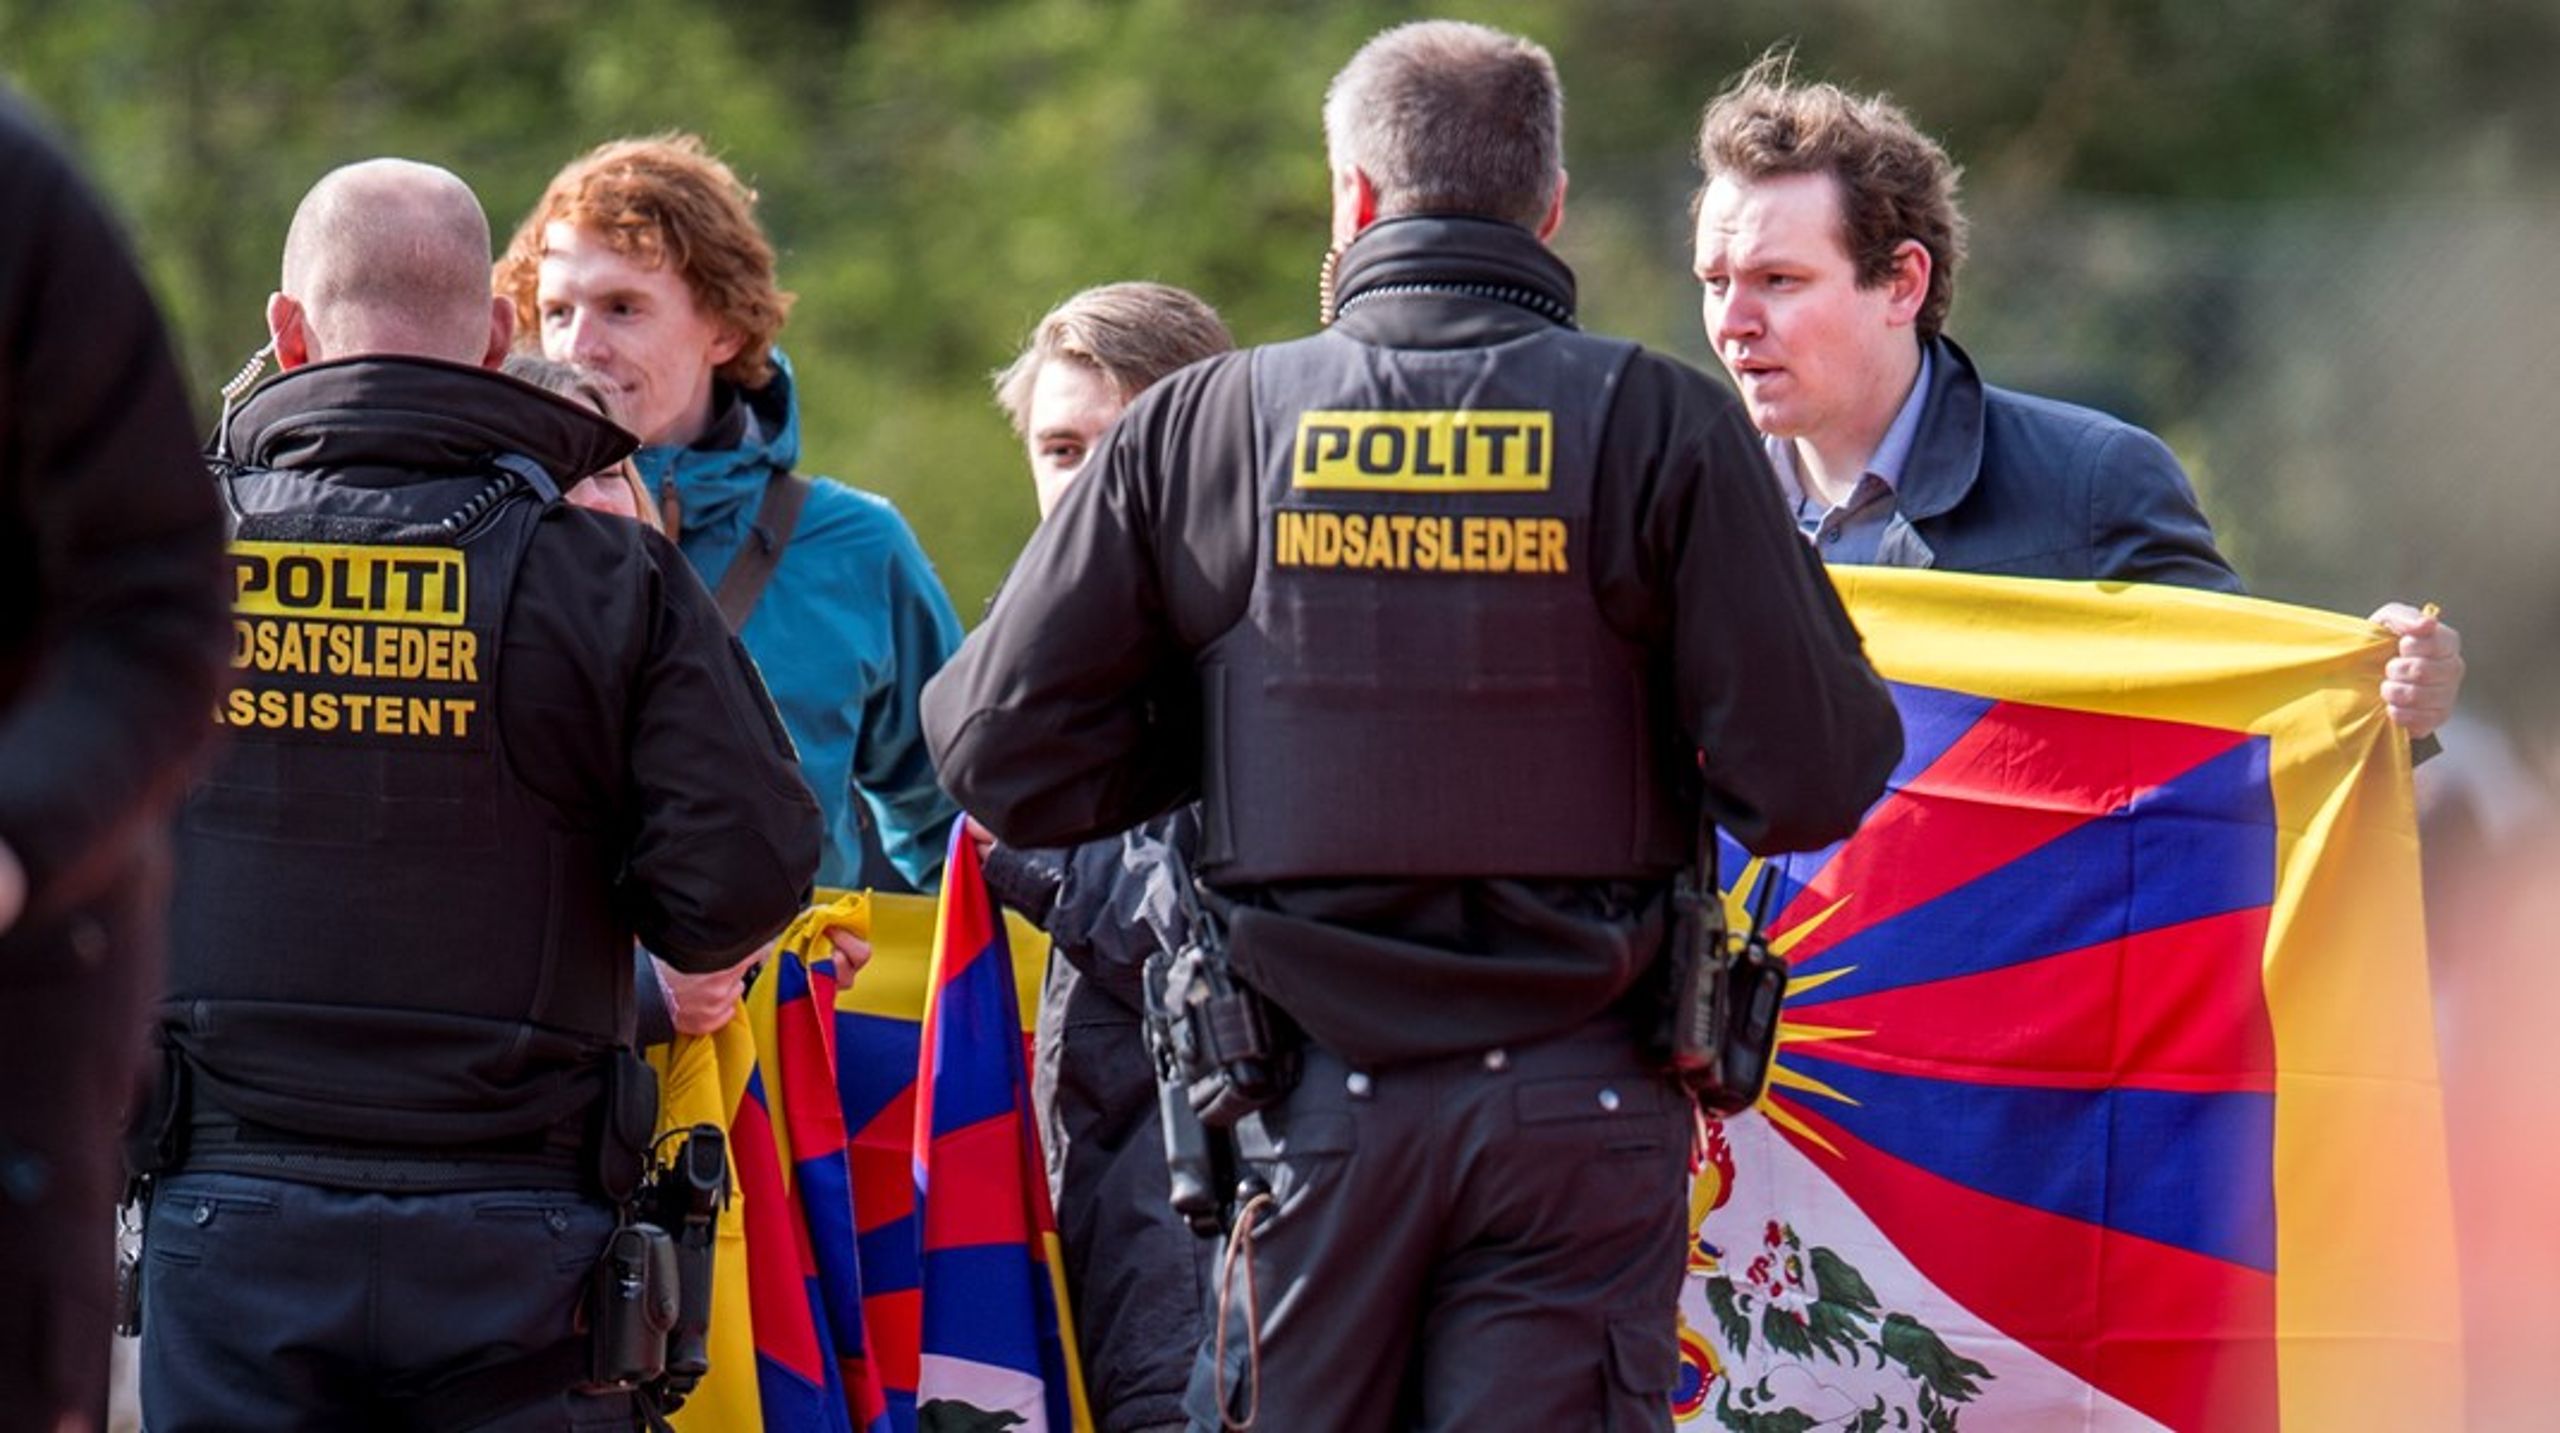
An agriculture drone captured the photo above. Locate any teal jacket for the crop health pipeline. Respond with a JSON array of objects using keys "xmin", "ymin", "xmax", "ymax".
[{"xmin": 635, "ymin": 353, "xmax": 963, "ymax": 891}]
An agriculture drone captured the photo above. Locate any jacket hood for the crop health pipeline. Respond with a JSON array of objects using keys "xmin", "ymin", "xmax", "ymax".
[
  {"xmin": 225, "ymin": 354, "xmax": 637, "ymax": 485},
  {"xmin": 633, "ymin": 348, "xmax": 805, "ymax": 541}
]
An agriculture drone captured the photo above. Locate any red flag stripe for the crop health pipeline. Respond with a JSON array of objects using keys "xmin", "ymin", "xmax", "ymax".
[
  {"xmin": 1782, "ymin": 702, "xmax": 2250, "ymax": 965},
  {"xmin": 1800, "ymin": 907, "xmax": 2276, "ymax": 1093}
]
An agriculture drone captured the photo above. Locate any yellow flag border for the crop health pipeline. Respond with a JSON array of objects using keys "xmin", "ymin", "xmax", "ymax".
[{"xmin": 1833, "ymin": 567, "xmax": 2459, "ymax": 1428}]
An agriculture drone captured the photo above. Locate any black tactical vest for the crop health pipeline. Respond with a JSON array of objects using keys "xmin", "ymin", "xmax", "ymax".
[
  {"xmin": 1196, "ymin": 325, "xmax": 1692, "ymax": 884},
  {"xmin": 168, "ymin": 460, "xmax": 628, "ymax": 1148}
]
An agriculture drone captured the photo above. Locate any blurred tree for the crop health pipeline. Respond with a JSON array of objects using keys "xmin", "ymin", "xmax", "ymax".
[{"xmin": 5, "ymin": 0, "xmax": 2553, "ymax": 697}]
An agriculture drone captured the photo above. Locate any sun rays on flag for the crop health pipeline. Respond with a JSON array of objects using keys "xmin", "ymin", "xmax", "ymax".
[{"xmin": 1723, "ymin": 856, "xmax": 1867, "ymax": 1157}]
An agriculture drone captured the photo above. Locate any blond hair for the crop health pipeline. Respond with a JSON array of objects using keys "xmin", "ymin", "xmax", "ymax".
[{"xmin": 993, "ymin": 282, "xmax": 1234, "ymax": 436}]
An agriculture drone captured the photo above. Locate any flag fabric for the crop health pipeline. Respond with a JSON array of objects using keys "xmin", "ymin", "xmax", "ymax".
[
  {"xmin": 907, "ymin": 826, "xmax": 1094, "ymax": 1431},
  {"xmin": 1674, "ymin": 568, "xmax": 2460, "ymax": 1431},
  {"xmin": 755, "ymin": 899, "xmax": 890, "ymax": 1432},
  {"xmin": 831, "ymin": 888, "xmax": 1056, "ymax": 1433},
  {"xmin": 651, "ymin": 1014, "xmax": 766, "ymax": 1432},
  {"xmin": 657, "ymin": 893, "xmax": 889, "ymax": 1433}
]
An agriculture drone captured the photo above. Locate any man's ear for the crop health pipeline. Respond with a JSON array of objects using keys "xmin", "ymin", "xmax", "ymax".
[
  {"xmin": 1331, "ymin": 165, "xmax": 1379, "ymax": 248},
  {"xmin": 1535, "ymin": 170, "xmax": 1569, "ymax": 242},
  {"xmin": 267, "ymin": 292, "xmax": 312, "ymax": 369},
  {"xmin": 708, "ymin": 325, "xmax": 746, "ymax": 371},
  {"xmin": 1883, "ymin": 239, "xmax": 1932, "ymax": 327},
  {"xmin": 481, "ymin": 294, "xmax": 515, "ymax": 370}
]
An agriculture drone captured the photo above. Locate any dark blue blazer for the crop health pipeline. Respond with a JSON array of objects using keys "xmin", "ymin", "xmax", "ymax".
[{"xmin": 1872, "ymin": 337, "xmax": 2243, "ymax": 594}]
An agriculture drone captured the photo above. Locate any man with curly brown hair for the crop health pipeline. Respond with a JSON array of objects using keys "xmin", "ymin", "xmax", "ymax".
[{"xmin": 1692, "ymin": 53, "xmax": 2464, "ymax": 734}]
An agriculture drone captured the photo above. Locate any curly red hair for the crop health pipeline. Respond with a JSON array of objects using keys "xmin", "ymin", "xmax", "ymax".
[{"xmin": 496, "ymin": 133, "xmax": 795, "ymax": 389}]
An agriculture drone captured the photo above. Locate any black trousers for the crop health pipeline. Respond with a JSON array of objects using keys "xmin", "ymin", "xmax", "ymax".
[
  {"xmin": 1185, "ymin": 1014, "xmax": 1691, "ymax": 1432},
  {"xmin": 138, "ymin": 1171, "xmax": 636, "ymax": 1431},
  {"xmin": 1036, "ymin": 957, "xmax": 1213, "ymax": 1433}
]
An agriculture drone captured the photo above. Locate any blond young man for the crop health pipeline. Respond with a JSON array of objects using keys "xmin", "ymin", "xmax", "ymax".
[{"xmin": 979, "ymin": 282, "xmax": 1233, "ymax": 1433}]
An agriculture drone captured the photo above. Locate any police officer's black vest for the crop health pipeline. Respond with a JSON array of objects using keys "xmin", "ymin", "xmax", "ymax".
[
  {"xmin": 168, "ymin": 460, "xmax": 628, "ymax": 1149},
  {"xmin": 1196, "ymin": 325, "xmax": 1692, "ymax": 884}
]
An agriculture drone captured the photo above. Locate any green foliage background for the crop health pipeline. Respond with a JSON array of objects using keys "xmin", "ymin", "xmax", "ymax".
[{"xmin": 8, "ymin": 0, "xmax": 2557, "ymax": 716}]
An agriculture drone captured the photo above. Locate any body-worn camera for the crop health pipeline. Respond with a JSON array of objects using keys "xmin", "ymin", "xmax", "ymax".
[{"xmin": 1662, "ymin": 870, "xmax": 1790, "ymax": 1117}]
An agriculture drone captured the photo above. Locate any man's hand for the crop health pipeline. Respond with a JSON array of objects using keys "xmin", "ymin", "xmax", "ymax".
[
  {"xmin": 659, "ymin": 945, "xmax": 767, "ymax": 1036},
  {"xmin": 823, "ymin": 926, "xmax": 873, "ymax": 990},
  {"xmin": 962, "ymin": 815, "xmax": 997, "ymax": 860},
  {"xmin": 2370, "ymin": 603, "xmax": 2464, "ymax": 740}
]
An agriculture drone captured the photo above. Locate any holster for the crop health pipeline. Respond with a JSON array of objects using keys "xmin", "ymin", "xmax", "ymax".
[
  {"xmin": 591, "ymin": 1048, "xmax": 660, "ymax": 1204},
  {"xmin": 1653, "ymin": 867, "xmax": 1789, "ymax": 1117},
  {"xmin": 637, "ymin": 1124, "xmax": 727, "ymax": 1405},
  {"xmin": 1143, "ymin": 949, "xmax": 1235, "ymax": 1234},
  {"xmin": 120, "ymin": 1041, "xmax": 190, "ymax": 1182},
  {"xmin": 585, "ymin": 1223, "xmax": 679, "ymax": 1391}
]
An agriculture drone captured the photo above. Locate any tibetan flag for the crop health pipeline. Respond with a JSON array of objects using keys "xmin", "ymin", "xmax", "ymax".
[
  {"xmin": 834, "ymin": 890, "xmax": 1054, "ymax": 1432},
  {"xmin": 910, "ymin": 826, "xmax": 1094, "ymax": 1431},
  {"xmin": 1674, "ymin": 568, "xmax": 2459, "ymax": 1431},
  {"xmin": 752, "ymin": 900, "xmax": 891, "ymax": 1432},
  {"xmin": 658, "ymin": 895, "xmax": 890, "ymax": 1433}
]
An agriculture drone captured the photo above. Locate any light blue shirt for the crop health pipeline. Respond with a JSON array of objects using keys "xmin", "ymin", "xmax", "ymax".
[{"xmin": 1766, "ymin": 349, "xmax": 1932, "ymax": 567}]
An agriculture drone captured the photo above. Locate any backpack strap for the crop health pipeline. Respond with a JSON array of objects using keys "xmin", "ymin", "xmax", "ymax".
[{"xmin": 712, "ymin": 473, "xmax": 812, "ymax": 634}]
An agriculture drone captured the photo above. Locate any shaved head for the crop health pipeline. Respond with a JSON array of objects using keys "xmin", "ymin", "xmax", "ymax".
[{"xmin": 275, "ymin": 159, "xmax": 502, "ymax": 366}]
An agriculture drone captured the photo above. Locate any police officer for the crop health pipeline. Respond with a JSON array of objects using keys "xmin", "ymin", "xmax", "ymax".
[
  {"xmin": 922, "ymin": 21, "xmax": 1904, "ymax": 1432},
  {"xmin": 137, "ymin": 159, "xmax": 820, "ymax": 1430}
]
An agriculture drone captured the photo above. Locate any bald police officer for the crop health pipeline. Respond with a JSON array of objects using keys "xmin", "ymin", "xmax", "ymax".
[
  {"xmin": 923, "ymin": 22, "xmax": 1901, "ymax": 1431},
  {"xmin": 138, "ymin": 160, "xmax": 818, "ymax": 1430}
]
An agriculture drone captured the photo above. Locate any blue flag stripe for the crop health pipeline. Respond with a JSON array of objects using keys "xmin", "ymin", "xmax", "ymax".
[
  {"xmin": 927, "ymin": 944, "xmax": 1027, "ymax": 1135},
  {"xmin": 1791, "ymin": 1052, "xmax": 2278, "ymax": 1271},
  {"xmin": 836, "ymin": 1011, "xmax": 922, "ymax": 1136},
  {"xmin": 1791, "ymin": 737, "xmax": 2276, "ymax": 1002},
  {"xmin": 918, "ymin": 1244, "xmax": 1055, "ymax": 1373}
]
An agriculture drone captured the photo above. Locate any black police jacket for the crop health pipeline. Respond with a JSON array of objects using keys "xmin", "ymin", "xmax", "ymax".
[
  {"xmin": 925, "ymin": 217, "xmax": 1901, "ymax": 1065},
  {"xmin": 167, "ymin": 357, "xmax": 819, "ymax": 1152}
]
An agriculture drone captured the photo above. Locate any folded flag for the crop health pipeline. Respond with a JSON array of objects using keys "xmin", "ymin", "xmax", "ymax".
[
  {"xmin": 657, "ymin": 891, "xmax": 887, "ymax": 1433},
  {"xmin": 833, "ymin": 888, "xmax": 1055, "ymax": 1432},
  {"xmin": 910, "ymin": 826, "xmax": 1093, "ymax": 1431}
]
